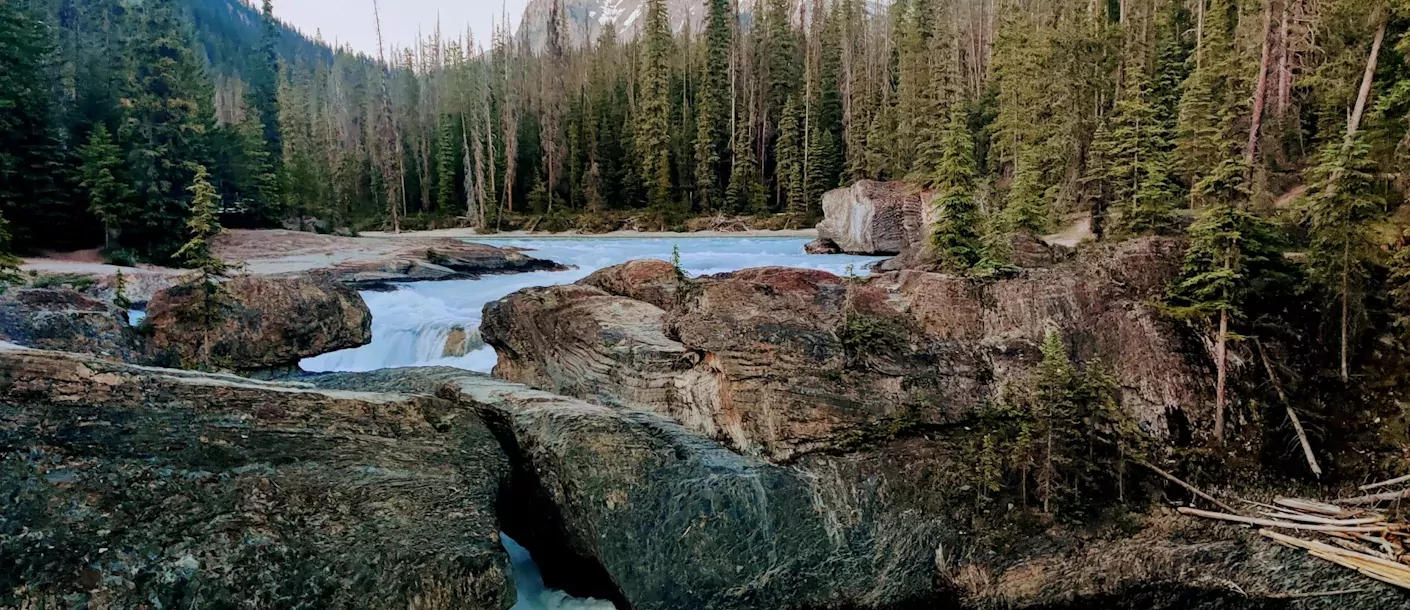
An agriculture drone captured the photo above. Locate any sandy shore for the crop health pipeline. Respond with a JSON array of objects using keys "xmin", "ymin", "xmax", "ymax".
[{"xmin": 360, "ymin": 228, "xmax": 820, "ymax": 239}]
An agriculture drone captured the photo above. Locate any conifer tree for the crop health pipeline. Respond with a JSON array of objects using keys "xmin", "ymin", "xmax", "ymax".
[
  {"xmin": 728, "ymin": 122, "xmax": 769, "ymax": 215},
  {"xmin": 1174, "ymin": 0, "xmax": 1243, "ymax": 189},
  {"xmin": 1167, "ymin": 160, "xmax": 1288, "ymax": 442},
  {"xmin": 251, "ymin": 0, "xmax": 283, "ymax": 172},
  {"xmin": 123, "ymin": 0, "xmax": 215, "ymax": 261},
  {"xmin": 1090, "ymin": 58, "xmax": 1178, "ymax": 237},
  {"xmin": 236, "ymin": 107, "xmax": 279, "ymax": 224},
  {"xmin": 777, "ymin": 97, "xmax": 805, "ymax": 220},
  {"xmin": 175, "ymin": 165, "xmax": 231, "ymax": 327},
  {"xmin": 79, "ymin": 124, "xmax": 134, "ymax": 249},
  {"xmin": 695, "ymin": 0, "xmax": 733, "ymax": 211},
  {"xmin": 1301, "ymin": 135, "xmax": 1383, "ymax": 383},
  {"xmin": 436, "ymin": 115, "xmax": 459, "ymax": 213},
  {"xmin": 929, "ymin": 102, "xmax": 982, "ymax": 272},
  {"xmin": 638, "ymin": 0, "xmax": 674, "ymax": 210},
  {"xmin": 1005, "ymin": 147, "xmax": 1048, "ymax": 235},
  {"xmin": 0, "ymin": 1, "xmax": 66, "ymax": 249}
]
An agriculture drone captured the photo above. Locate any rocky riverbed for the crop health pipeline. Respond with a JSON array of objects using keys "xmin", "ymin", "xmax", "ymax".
[{"xmin": 3, "ymin": 229, "xmax": 1409, "ymax": 609}]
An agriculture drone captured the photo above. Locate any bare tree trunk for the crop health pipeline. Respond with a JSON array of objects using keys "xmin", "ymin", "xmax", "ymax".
[
  {"xmin": 1275, "ymin": 0, "xmax": 1292, "ymax": 117},
  {"xmin": 1347, "ymin": 20, "xmax": 1387, "ymax": 144},
  {"xmin": 1195, "ymin": 0, "xmax": 1205, "ymax": 69},
  {"xmin": 1342, "ymin": 241, "xmax": 1350, "ymax": 383},
  {"xmin": 1245, "ymin": 0, "xmax": 1274, "ymax": 167},
  {"xmin": 1215, "ymin": 307, "xmax": 1229, "ymax": 443}
]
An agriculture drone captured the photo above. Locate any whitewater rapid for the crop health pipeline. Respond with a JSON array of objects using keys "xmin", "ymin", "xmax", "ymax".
[{"xmin": 301, "ymin": 237, "xmax": 885, "ymax": 374}]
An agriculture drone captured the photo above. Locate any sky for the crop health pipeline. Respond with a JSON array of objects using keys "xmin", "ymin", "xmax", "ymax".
[{"xmin": 273, "ymin": 0, "xmax": 529, "ymax": 57}]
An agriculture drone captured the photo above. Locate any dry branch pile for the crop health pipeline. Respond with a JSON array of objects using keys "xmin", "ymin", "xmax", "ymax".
[{"xmin": 1179, "ymin": 476, "xmax": 1410, "ymax": 590}]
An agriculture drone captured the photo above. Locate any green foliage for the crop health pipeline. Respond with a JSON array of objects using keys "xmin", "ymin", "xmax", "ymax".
[
  {"xmin": 79, "ymin": 124, "xmax": 135, "ymax": 246},
  {"xmin": 636, "ymin": 0, "xmax": 674, "ymax": 211},
  {"xmin": 1005, "ymin": 146, "xmax": 1049, "ymax": 235},
  {"xmin": 122, "ymin": 0, "xmax": 216, "ymax": 263},
  {"xmin": 838, "ymin": 311, "xmax": 902, "ymax": 358},
  {"xmin": 175, "ymin": 165, "xmax": 231, "ymax": 328},
  {"xmin": 29, "ymin": 273, "xmax": 97, "ymax": 291},
  {"xmin": 1168, "ymin": 202, "xmax": 1291, "ymax": 323},
  {"xmin": 0, "ymin": 1, "xmax": 69, "ymax": 251},
  {"xmin": 112, "ymin": 270, "xmax": 133, "ymax": 311},
  {"xmin": 1173, "ymin": 0, "xmax": 1243, "ymax": 186},
  {"xmin": 976, "ymin": 329, "xmax": 1146, "ymax": 517},
  {"xmin": 778, "ymin": 97, "xmax": 805, "ymax": 221},
  {"xmin": 436, "ymin": 115, "xmax": 460, "ymax": 213},
  {"xmin": 1388, "ymin": 234, "xmax": 1410, "ymax": 342},
  {"xmin": 929, "ymin": 101, "xmax": 983, "ymax": 272},
  {"xmin": 1089, "ymin": 58, "xmax": 1178, "ymax": 237},
  {"xmin": 670, "ymin": 244, "xmax": 684, "ymax": 278}
]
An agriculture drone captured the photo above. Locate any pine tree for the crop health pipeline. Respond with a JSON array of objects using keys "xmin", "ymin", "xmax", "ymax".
[
  {"xmin": 728, "ymin": 122, "xmax": 769, "ymax": 215},
  {"xmin": 695, "ymin": 0, "xmax": 733, "ymax": 211},
  {"xmin": 79, "ymin": 124, "xmax": 134, "ymax": 250},
  {"xmin": 123, "ymin": 0, "xmax": 215, "ymax": 262},
  {"xmin": 175, "ymin": 165, "xmax": 231, "ymax": 327},
  {"xmin": 236, "ymin": 107, "xmax": 279, "ymax": 224},
  {"xmin": 252, "ymin": 0, "xmax": 283, "ymax": 171},
  {"xmin": 1006, "ymin": 146, "xmax": 1048, "ymax": 235},
  {"xmin": 778, "ymin": 97, "xmax": 805, "ymax": 220},
  {"xmin": 1090, "ymin": 58, "xmax": 1178, "ymax": 237},
  {"xmin": 436, "ymin": 115, "xmax": 459, "ymax": 213},
  {"xmin": 1301, "ymin": 135, "xmax": 1383, "ymax": 383},
  {"xmin": 0, "ymin": 1, "xmax": 66, "ymax": 250},
  {"xmin": 929, "ymin": 102, "xmax": 982, "ymax": 272},
  {"xmin": 638, "ymin": 0, "xmax": 674, "ymax": 210},
  {"xmin": 1174, "ymin": 0, "xmax": 1243, "ymax": 190},
  {"xmin": 1167, "ymin": 169, "xmax": 1288, "ymax": 442}
]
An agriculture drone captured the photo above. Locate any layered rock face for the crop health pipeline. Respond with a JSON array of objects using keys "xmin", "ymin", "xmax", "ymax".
[
  {"xmin": 0, "ymin": 288, "xmax": 143, "ymax": 362},
  {"xmin": 434, "ymin": 374, "xmax": 1396, "ymax": 610},
  {"xmin": 483, "ymin": 237, "xmax": 1203, "ymax": 460},
  {"xmin": 3, "ymin": 345, "xmax": 1399, "ymax": 610},
  {"xmin": 0, "ymin": 345, "xmax": 513, "ymax": 609},
  {"xmin": 143, "ymin": 275, "xmax": 372, "ymax": 372},
  {"xmin": 816, "ymin": 180, "xmax": 933, "ymax": 255}
]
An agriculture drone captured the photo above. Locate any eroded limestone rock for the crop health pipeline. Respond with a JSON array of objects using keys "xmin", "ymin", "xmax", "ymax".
[
  {"xmin": 0, "ymin": 345, "xmax": 513, "ymax": 609},
  {"xmin": 144, "ymin": 275, "xmax": 372, "ymax": 372}
]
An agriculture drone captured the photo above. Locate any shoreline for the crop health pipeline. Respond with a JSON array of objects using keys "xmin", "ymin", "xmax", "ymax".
[{"xmin": 359, "ymin": 228, "xmax": 820, "ymax": 240}]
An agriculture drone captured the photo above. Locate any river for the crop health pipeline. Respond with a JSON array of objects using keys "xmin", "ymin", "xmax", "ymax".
[{"xmin": 299, "ymin": 236, "xmax": 885, "ymax": 610}]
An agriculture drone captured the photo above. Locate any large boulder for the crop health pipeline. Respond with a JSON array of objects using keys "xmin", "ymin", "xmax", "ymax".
[
  {"xmin": 0, "ymin": 288, "xmax": 142, "ymax": 362},
  {"xmin": 816, "ymin": 180, "xmax": 933, "ymax": 255},
  {"xmin": 144, "ymin": 275, "xmax": 372, "ymax": 372},
  {"xmin": 483, "ymin": 237, "xmax": 1204, "ymax": 460},
  {"xmin": 0, "ymin": 345, "xmax": 514, "ymax": 609},
  {"xmin": 578, "ymin": 258, "xmax": 682, "ymax": 310}
]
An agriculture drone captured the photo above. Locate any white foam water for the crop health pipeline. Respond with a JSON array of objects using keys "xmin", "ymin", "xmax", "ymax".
[
  {"xmin": 301, "ymin": 237, "xmax": 885, "ymax": 374},
  {"xmin": 502, "ymin": 534, "xmax": 615, "ymax": 610}
]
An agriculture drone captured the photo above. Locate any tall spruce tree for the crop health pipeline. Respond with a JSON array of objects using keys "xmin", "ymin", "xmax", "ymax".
[
  {"xmin": 1167, "ymin": 159, "xmax": 1288, "ymax": 442},
  {"xmin": 929, "ymin": 102, "xmax": 982, "ymax": 272},
  {"xmin": 1301, "ymin": 135, "xmax": 1383, "ymax": 383},
  {"xmin": 123, "ymin": 0, "xmax": 215, "ymax": 262},
  {"xmin": 777, "ymin": 96, "xmax": 805, "ymax": 220},
  {"xmin": 252, "ymin": 0, "xmax": 282, "ymax": 173},
  {"xmin": 1090, "ymin": 57, "xmax": 1178, "ymax": 237},
  {"xmin": 695, "ymin": 0, "xmax": 733, "ymax": 211},
  {"xmin": 78, "ymin": 124, "xmax": 134, "ymax": 249},
  {"xmin": 638, "ymin": 0, "xmax": 674, "ymax": 210},
  {"xmin": 0, "ymin": 1, "xmax": 67, "ymax": 250}
]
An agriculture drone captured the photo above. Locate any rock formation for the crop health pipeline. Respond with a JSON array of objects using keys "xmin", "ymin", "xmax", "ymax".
[
  {"xmin": 0, "ymin": 288, "xmax": 143, "ymax": 362},
  {"xmin": 816, "ymin": 180, "xmax": 933, "ymax": 255},
  {"xmin": 0, "ymin": 344, "xmax": 513, "ymax": 609},
  {"xmin": 578, "ymin": 258, "xmax": 681, "ymax": 310},
  {"xmin": 2, "ymin": 343, "xmax": 1401, "ymax": 610},
  {"xmin": 483, "ymin": 237, "xmax": 1203, "ymax": 460},
  {"xmin": 143, "ymin": 275, "xmax": 372, "ymax": 372}
]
